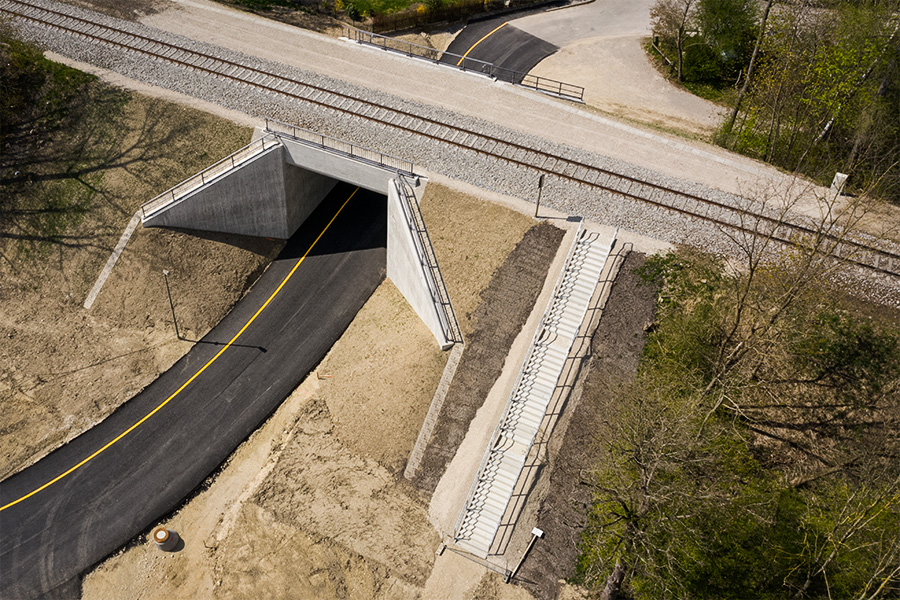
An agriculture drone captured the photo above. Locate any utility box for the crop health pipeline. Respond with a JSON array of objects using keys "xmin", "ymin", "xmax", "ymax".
[{"xmin": 831, "ymin": 172, "xmax": 849, "ymax": 196}]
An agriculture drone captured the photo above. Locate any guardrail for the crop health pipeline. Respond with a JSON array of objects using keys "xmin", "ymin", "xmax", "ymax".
[
  {"xmin": 265, "ymin": 118, "xmax": 415, "ymax": 175},
  {"xmin": 140, "ymin": 134, "xmax": 280, "ymax": 220},
  {"xmin": 395, "ymin": 174, "xmax": 463, "ymax": 346},
  {"xmin": 342, "ymin": 26, "xmax": 585, "ymax": 103}
]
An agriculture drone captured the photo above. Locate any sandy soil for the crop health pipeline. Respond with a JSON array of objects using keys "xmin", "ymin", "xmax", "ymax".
[
  {"xmin": 79, "ymin": 178, "xmax": 549, "ymax": 600},
  {"xmin": 315, "ymin": 281, "xmax": 448, "ymax": 475},
  {"xmin": 0, "ymin": 94, "xmax": 267, "ymax": 480}
]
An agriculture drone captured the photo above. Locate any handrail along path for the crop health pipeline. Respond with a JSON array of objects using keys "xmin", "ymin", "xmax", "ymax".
[{"xmin": 4, "ymin": 0, "xmax": 900, "ymax": 280}]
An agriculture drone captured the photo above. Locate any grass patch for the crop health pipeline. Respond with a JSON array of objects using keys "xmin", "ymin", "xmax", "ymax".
[
  {"xmin": 0, "ymin": 27, "xmax": 251, "ymax": 265},
  {"xmin": 681, "ymin": 80, "xmax": 736, "ymax": 105},
  {"xmin": 1, "ymin": 26, "xmax": 130, "ymax": 259}
]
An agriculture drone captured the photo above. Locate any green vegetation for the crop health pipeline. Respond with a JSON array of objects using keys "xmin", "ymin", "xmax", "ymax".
[
  {"xmin": 1, "ymin": 24, "xmax": 129, "ymax": 257},
  {"xmin": 720, "ymin": 1, "xmax": 900, "ymax": 200},
  {"xmin": 577, "ymin": 235, "xmax": 900, "ymax": 598},
  {"xmin": 650, "ymin": 0, "xmax": 757, "ymax": 86},
  {"xmin": 0, "ymin": 26, "xmax": 251, "ymax": 268},
  {"xmin": 651, "ymin": 0, "xmax": 900, "ymax": 202}
]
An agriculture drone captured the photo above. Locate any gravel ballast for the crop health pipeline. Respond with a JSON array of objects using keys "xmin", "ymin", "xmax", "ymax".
[{"xmin": 10, "ymin": 0, "xmax": 900, "ymax": 306}]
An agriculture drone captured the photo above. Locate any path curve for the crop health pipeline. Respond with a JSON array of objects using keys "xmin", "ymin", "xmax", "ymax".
[{"xmin": 0, "ymin": 183, "xmax": 387, "ymax": 599}]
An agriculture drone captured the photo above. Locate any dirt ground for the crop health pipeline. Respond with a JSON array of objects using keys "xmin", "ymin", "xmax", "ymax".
[
  {"xmin": 78, "ymin": 179, "xmax": 549, "ymax": 599},
  {"xmin": 0, "ymin": 95, "xmax": 264, "ymax": 480},
  {"xmin": 412, "ymin": 222, "xmax": 566, "ymax": 495},
  {"xmin": 515, "ymin": 252, "xmax": 657, "ymax": 600}
]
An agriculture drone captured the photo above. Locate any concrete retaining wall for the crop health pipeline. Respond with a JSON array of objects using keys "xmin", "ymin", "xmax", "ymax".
[
  {"xmin": 386, "ymin": 179, "xmax": 452, "ymax": 349},
  {"xmin": 143, "ymin": 144, "xmax": 337, "ymax": 239}
]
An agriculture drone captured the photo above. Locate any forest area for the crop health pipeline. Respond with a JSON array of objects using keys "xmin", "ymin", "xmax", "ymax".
[
  {"xmin": 575, "ymin": 222, "xmax": 900, "ymax": 598},
  {"xmin": 582, "ymin": 5, "xmax": 900, "ymax": 595},
  {"xmin": 649, "ymin": 0, "xmax": 900, "ymax": 202}
]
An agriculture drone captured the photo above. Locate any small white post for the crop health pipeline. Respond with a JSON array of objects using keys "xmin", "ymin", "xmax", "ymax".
[
  {"xmin": 831, "ymin": 172, "xmax": 849, "ymax": 197},
  {"xmin": 506, "ymin": 527, "xmax": 544, "ymax": 583}
]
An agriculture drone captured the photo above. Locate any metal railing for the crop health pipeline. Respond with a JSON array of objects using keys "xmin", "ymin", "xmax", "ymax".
[
  {"xmin": 140, "ymin": 134, "xmax": 280, "ymax": 220},
  {"xmin": 342, "ymin": 26, "xmax": 585, "ymax": 103},
  {"xmin": 454, "ymin": 220, "xmax": 586, "ymax": 544},
  {"xmin": 395, "ymin": 175, "xmax": 463, "ymax": 345},
  {"xmin": 265, "ymin": 118, "xmax": 415, "ymax": 175}
]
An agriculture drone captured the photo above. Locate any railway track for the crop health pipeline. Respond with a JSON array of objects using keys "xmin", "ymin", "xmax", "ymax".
[{"xmin": 4, "ymin": 0, "xmax": 900, "ymax": 279}]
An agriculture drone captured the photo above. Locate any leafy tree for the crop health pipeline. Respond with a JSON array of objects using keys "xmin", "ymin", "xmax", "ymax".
[
  {"xmin": 577, "ymin": 184, "xmax": 900, "ymax": 599},
  {"xmin": 651, "ymin": 0, "xmax": 699, "ymax": 82},
  {"xmin": 695, "ymin": 0, "xmax": 758, "ymax": 80},
  {"xmin": 719, "ymin": 1, "xmax": 900, "ymax": 201}
]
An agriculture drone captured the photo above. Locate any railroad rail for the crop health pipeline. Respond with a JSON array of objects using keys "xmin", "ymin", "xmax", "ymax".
[{"xmin": 4, "ymin": 0, "xmax": 900, "ymax": 279}]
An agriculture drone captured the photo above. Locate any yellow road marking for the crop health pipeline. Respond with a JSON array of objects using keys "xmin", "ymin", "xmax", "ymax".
[
  {"xmin": 456, "ymin": 21, "xmax": 508, "ymax": 66},
  {"xmin": 0, "ymin": 188, "xmax": 360, "ymax": 512}
]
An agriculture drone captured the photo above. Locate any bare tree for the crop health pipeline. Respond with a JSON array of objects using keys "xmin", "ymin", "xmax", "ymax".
[{"xmin": 725, "ymin": 0, "xmax": 774, "ymax": 134}]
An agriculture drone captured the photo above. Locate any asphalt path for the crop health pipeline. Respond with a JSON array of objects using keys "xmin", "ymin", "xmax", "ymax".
[
  {"xmin": 443, "ymin": 18, "xmax": 558, "ymax": 84},
  {"xmin": 513, "ymin": 0, "xmax": 653, "ymax": 46},
  {"xmin": 0, "ymin": 183, "xmax": 387, "ymax": 599}
]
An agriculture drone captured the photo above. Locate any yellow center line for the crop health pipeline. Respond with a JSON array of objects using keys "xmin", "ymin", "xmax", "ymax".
[
  {"xmin": 456, "ymin": 21, "xmax": 508, "ymax": 66},
  {"xmin": 0, "ymin": 187, "xmax": 360, "ymax": 512}
]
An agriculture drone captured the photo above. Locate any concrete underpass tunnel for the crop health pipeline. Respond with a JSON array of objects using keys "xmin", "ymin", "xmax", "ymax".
[{"xmin": 141, "ymin": 127, "xmax": 460, "ymax": 349}]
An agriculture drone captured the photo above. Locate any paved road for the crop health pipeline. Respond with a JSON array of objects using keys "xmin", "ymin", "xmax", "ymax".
[
  {"xmin": 0, "ymin": 183, "xmax": 387, "ymax": 599},
  {"xmin": 443, "ymin": 18, "xmax": 558, "ymax": 84},
  {"xmin": 513, "ymin": 0, "xmax": 653, "ymax": 46}
]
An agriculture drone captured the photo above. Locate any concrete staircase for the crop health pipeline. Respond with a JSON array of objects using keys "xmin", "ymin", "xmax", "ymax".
[{"xmin": 453, "ymin": 225, "xmax": 616, "ymax": 558}]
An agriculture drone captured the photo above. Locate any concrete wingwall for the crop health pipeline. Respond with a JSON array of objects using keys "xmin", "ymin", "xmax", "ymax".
[
  {"xmin": 386, "ymin": 179, "xmax": 452, "ymax": 350},
  {"xmin": 142, "ymin": 134, "xmax": 457, "ymax": 349},
  {"xmin": 143, "ymin": 144, "xmax": 337, "ymax": 239}
]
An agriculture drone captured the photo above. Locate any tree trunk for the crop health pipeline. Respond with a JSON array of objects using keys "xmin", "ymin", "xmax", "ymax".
[
  {"xmin": 725, "ymin": 0, "xmax": 774, "ymax": 135},
  {"xmin": 600, "ymin": 560, "xmax": 626, "ymax": 600}
]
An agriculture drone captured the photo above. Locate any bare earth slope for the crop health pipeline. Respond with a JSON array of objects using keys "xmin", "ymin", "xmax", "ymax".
[{"xmin": 0, "ymin": 94, "xmax": 270, "ymax": 481}]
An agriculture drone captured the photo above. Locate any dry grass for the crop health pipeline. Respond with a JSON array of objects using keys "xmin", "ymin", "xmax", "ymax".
[{"xmin": 0, "ymin": 91, "xmax": 269, "ymax": 479}]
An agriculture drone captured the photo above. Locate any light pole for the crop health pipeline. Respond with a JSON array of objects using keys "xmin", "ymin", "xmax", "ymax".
[
  {"xmin": 535, "ymin": 174, "xmax": 545, "ymax": 218},
  {"xmin": 162, "ymin": 269, "xmax": 181, "ymax": 340},
  {"xmin": 506, "ymin": 527, "xmax": 544, "ymax": 583}
]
